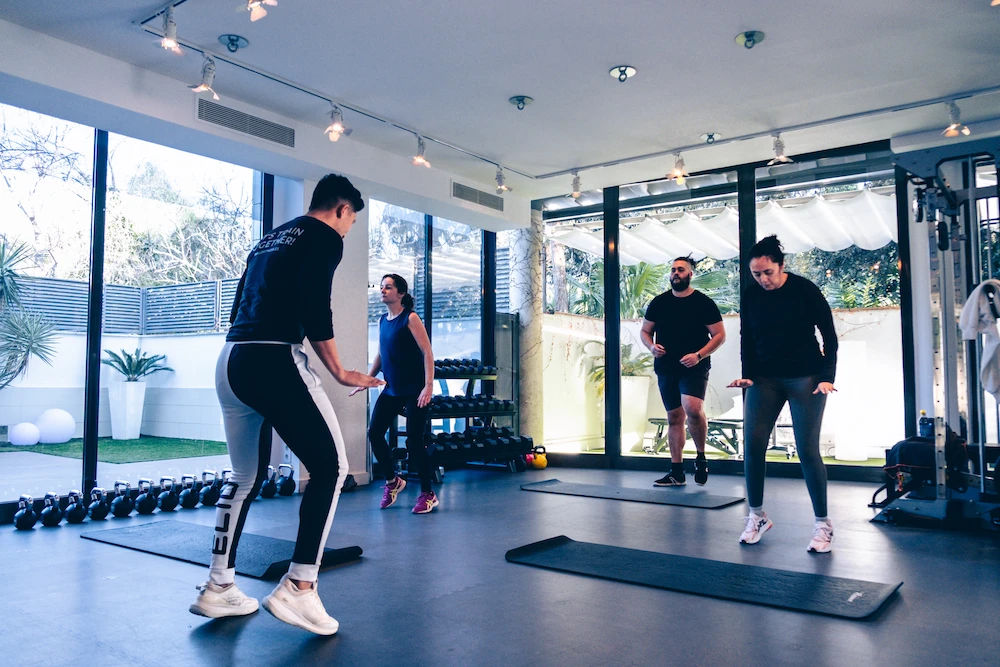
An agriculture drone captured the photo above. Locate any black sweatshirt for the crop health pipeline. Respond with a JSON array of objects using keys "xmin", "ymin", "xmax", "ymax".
[
  {"xmin": 227, "ymin": 215, "xmax": 343, "ymax": 344},
  {"xmin": 740, "ymin": 272, "xmax": 838, "ymax": 383}
]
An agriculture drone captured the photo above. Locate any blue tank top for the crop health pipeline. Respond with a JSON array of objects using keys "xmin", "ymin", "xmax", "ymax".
[{"xmin": 379, "ymin": 309, "xmax": 425, "ymax": 396}]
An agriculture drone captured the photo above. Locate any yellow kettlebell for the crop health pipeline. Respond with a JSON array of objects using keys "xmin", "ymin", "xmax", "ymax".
[{"xmin": 530, "ymin": 446, "xmax": 547, "ymax": 469}]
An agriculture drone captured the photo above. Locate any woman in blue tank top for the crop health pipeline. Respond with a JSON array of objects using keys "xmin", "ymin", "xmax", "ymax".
[{"xmin": 357, "ymin": 274, "xmax": 438, "ymax": 513}]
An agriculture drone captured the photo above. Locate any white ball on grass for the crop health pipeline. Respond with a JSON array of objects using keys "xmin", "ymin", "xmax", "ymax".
[
  {"xmin": 36, "ymin": 408, "xmax": 76, "ymax": 443},
  {"xmin": 9, "ymin": 422, "xmax": 41, "ymax": 446}
]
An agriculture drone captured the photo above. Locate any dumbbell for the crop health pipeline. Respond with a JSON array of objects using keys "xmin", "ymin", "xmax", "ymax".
[
  {"xmin": 199, "ymin": 470, "xmax": 222, "ymax": 506},
  {"xmin": 157, "ymin": 477, "xmax": 179, "ymax": 511},
  {"xmin": 14, "ymin": 495, "xmax": 37, "ymax": 530},
  {"xmin": 276, "ymin": 463, "xmax": 296, "ymax": 496},
  {"xmin": 39, "ymin": 492, "xmax": 64, "ymax": 527},
  {"xmin": 110, "ymin": 480, "xmax": 134, "ymax": 518},
  {"xmin": 65, "ymin": 490, "xmax": 88, "ymax": 524},
  {"xmin": 178, "ymin": 475, "xmax": 199, "ymax": 509},
  {"xmin": 135, "ymin": 478, "xmax": 157, "ymax": 515},
  {"xmin": 259, "ymin": 466, "xmax": 278, "ymax": 499},
  {"xmin": 88, "ymin": 487, "xmax": 110, "ymax": 520}
]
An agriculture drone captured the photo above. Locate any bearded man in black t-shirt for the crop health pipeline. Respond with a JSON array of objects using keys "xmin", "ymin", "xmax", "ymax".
[{"xmin": 640, "ymin": 257, "xmax": 725, "ymax": 487}]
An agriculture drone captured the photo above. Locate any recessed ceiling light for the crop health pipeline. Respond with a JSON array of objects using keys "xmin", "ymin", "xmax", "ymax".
[
  {"xmin": 508, "ymin": 95, "xmax": 534, "ymax": 111},
  {"xmin": 218, "ymin": 34, "xmax": 249, "ymax": 53},
  {"xmin": 609, "ymin": 65, "xmax": 637, "ymax": 83},
  {"xmin": 700, "ymin": 132, "xmax": 721, "ymax": 144},
  {"xmin": 734, "ymin": 30, "xmax": 765, "ymax": 49}
]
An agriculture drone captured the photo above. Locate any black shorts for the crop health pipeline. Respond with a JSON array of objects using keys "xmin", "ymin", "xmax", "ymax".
[{"xmin": 656, "ymin": 367, "xmax": 709, "ymax": 411}]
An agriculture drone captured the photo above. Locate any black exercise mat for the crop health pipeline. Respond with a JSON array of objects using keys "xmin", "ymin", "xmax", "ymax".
[
  {"xmin": 81, "ymin": 520, "xmax": 362, "ymax": 580},
  {"xmin": 505, "ymin": 535, "xmax": 901, "ymax": 619},
  {"xmin": 521, "ymin": 478, "xmax": 744, "ymax": 509}
]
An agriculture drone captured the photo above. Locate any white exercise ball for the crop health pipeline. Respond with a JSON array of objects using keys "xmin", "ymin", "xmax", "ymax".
[
  {"xmin": 9, "ymin": 422, "xmax": 40, "ymax": 446},
  {"xmin": 36, "ymin": 408, "xmax": 76, "ymax": 444}
]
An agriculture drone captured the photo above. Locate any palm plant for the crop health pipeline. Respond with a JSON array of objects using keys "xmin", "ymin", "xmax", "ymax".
[
  {"xmin": 568, "ymin": 261, "xmax": 668, "ymax": 319},
  {"xmin": 101, "ymin": 348, "xmax": 173, "ymax": 381},
  {"xmin": 583, "ymin": 341, "xmax": 654, "ymax": 399},
  {"xmin": 0, "ymin": 237, "xmax": 58, "ymax": 391}
]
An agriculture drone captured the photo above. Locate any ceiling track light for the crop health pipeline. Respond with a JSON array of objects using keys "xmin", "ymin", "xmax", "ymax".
[
  {"xmin": 767, "ymin": 133, "xmax": 794, "ymax": 165},
  {"xmin": 495, "ymin": 167, "xmax": 511, "ymax": 195},
  {"xmin": 570, "ymin": 170, "xmax": 582, "ymax": 200},
  {"xmin": 324, "ymin": 104, "xmax": 351, "ymax": 142},
  {"xmin": 412, "ymin": 136, "xmax": 431, "ymax": 168},
  {"xmin": 942, "ymin": 101, "xmax": 971, "ymax": 137},
  {"xmin": 189, "ymin": 56, "xmax": 219, "ymax": 101},
  {"xmin": 734, "ymin": 30, "xmax": 765, "ymax": 49},
  {"xmin": 668, "ymin": 153, "xmax": 689, "ymax": 186},
  {"xmin": 159, "ymin": 4, "xmax": 181, "ymax": 54},
  {"xmin": 247, "ymin": 0, "xmax": 277, "ymax": 22},
  {"xmin": 610, "ymin": 65, "xmax": 637, "ymax": 83}
]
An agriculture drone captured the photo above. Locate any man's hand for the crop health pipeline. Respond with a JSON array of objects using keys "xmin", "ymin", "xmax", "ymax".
[
  {"xmin": 650, "ymin": 343, "xmax": 666, "ymax": 358},
  {"xmin": 679, "ymin": 353, "xmax": 700, "ymax": 368},
  {"xmin": 341, "ymin": 369, "xmax": 384, "ymax": 390},
  {"xmin": 727, "ymin": 378, "xmax": 754, "ymax": 388}
]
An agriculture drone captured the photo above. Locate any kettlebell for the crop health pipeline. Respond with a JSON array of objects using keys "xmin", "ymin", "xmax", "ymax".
[
  {"xmin": 88, "ymin": 487, "xmax": 110, "ymax": 520},
  {"xmin": 524, "ymin": 453, "xmax": 535, "ymax": 466},
  {"xmin": 157, "ymin": 476, "xmax": 179, "ymax": 511},
  {"xmin": 40, "ymin": 492, "xmax": 64, "ymax": 527},
  {"xmin": 259, "ymin": 466, "xmax": 278, "ymax": 499},
  {"xmin": 135, "ymin": 478, "xmax": 157, "ymax": 515},
  {"xmin": 65, "ymin": 490, "xmax": 88, "ymax": 524},
  {"xmin": 199, "ymin": 470, "xmax": 221, "ymax": 506},
  {"xmin": 14, "ymin": 494, "xmax": 37, "ymax": 530},
  {"xmin": 178, "ymin": 474, "xmax": 199, "ymax": 509},
  {"xmin": 276, "ymin": 463, "xmax": 296, "ymax": 496},
  {"xmin": 110, "ymin": 480, "xmax": 134, "ymax": 518},
  {"xmin": 530, "ymin": 446, "xmax": 547, "ymax": 469}
]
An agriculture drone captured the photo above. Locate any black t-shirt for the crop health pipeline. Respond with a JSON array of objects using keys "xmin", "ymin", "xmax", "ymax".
[
  {"xmin": 644, "ymin": 290, "xmax": 723, "ymax": 375},
  {"xmin": 740, "ymin": 272, "xmax": 838, "ymax": 383},
  {"xmin": 227, "ymin": 215, "xmax": 344, "ymax": 344}
]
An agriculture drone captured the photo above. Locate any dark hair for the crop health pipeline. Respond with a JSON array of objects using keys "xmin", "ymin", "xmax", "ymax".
[
  {"xmin": 310, "ymin": 173, "xmax": 364, "ymax": 213},
  {"xmin": 382, "ymin": 273, "xmax": 414, "ymax": 310},
  {"xmin": 749, "ymin": 235, "xmax": 784, "ymax": 266},
  {"xmin": 672, "ymin": 256, "xmax": 696, "ymax": 270}
]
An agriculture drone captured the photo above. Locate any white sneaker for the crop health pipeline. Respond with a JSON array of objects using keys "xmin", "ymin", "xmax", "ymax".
[
  {"xmin": 739, "ymin": 512, "xmax": 773, "ymax": 545},
  {"xmin": 189, "ymin": 581, "xmax": 259, "ymax": 618},
  {"xmin": 808, "ymin": 520, "xmax": 834, "ymax": 553},
  {"xmin": 263, "ymin": 574, "xmax": 339, "ymax": 635}
]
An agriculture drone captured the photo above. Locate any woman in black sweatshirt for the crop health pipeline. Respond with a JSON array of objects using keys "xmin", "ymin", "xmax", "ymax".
[{"xmin": 728, "ymin": 235, "xmax": 838, "ymax": 553}]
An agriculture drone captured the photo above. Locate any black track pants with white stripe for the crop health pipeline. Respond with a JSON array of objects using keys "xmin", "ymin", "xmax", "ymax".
[{"xmin": 209, "ymin": 341, "xmax": 348, "ymax": 585}]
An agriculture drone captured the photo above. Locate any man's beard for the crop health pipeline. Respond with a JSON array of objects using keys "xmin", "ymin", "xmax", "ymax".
[{"xmin": 671, "ymin": 275, "xmax": 691, "ymax": 291}]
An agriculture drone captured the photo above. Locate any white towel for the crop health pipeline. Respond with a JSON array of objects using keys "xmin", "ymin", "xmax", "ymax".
[{"xmin": 960, "ymin": 279, "xmax": 1000, "ymax": 401}]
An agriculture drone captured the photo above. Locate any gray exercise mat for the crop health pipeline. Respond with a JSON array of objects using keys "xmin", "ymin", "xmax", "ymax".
[
  {"xmin": 521, "ymin": 478, "xmax": 744, "ymax": 509},
  {"xmin": 81, "ymin": 520, "xmax": 362, "ymax": 579},
  {"xmin": 505, "ymin": 535, "xmax": 901, "ymax": 619}
]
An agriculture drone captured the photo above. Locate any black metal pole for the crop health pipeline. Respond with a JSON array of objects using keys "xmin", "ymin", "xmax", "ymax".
[
  {"xmin": 482, "ymin": 230, "xmax": 497, "ymax": 364},
  {"xmin": 82, "ymin": 130, "xmax": 108, "ymax": 496},
  {"xmin": 895, "ymin": 166, "xmax": 917, "ymax": 438},
  {"xmin": 424, "ymin": 214, "xmax": 433, "ymax": 340},
  {"xmin": 261, "ymin": 172, "xmax": 274, "ymax": 234},
  {"xmin": 737, "ymin": 165, "xmax": 757, "ymax": 296},
  {"xmin": 604, "ymin": 186, "xmax": 621, "ymax": 466}
]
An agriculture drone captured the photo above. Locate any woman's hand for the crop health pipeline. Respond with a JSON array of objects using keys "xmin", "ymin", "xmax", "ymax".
[
  {"xmin": 417, "ymin": 383, "xmax": 434, "ymax": 408},
  {"xmin": 727, "ymin": 378, "xmax": 754, "ymax": 388},
  {"xmin": 813, "ymin": 382, "xmax": 837, "ymax": 395}
]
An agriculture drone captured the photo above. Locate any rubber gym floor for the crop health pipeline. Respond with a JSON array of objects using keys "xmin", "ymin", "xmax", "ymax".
[{"xmin": 3, "ymin": 467, "xmax": 998, "ymax": 666}]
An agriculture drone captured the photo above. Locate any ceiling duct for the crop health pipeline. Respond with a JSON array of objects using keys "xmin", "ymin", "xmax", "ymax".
[
  {"xmin": 196, "ymin": 98, "xmax": 295, "ymax": 148},
  {"xmin": 452, "ymin": 181, "xmax": 504, "ymax": 212}
]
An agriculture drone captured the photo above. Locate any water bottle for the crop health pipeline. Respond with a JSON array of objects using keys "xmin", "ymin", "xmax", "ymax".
[{"xmin": 918, "ymin": 410, "xmax": 934, "ymax": 438}]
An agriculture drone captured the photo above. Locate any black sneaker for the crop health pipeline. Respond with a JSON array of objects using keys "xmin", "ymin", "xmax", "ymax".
[
  {"xmin": 653, "ymin": 471, "xmax": 686, "ymax": 487},
  {"xmin": 694, "ymin": 458, "xmax": 709, "ymax": 486}
]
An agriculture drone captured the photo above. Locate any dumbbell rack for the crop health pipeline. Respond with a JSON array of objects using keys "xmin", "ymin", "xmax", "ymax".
[{"xmin": 391, "ymin": 358, "xmax": 529, "ymax": 482}]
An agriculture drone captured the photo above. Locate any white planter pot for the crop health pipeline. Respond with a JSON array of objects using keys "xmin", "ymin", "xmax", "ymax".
[
  {"xmin": 620, "ymin": 375, "xmax": 651, "ymax": 452},
  {"xmin": 108, "ymin": 381, "xmax": 146, "ymax": 440}
]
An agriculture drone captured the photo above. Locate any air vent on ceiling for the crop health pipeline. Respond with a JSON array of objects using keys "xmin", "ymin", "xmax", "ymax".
[
  {"xmin": 196, "ymin": 98, "xmax": 295, "ymax": 148},
  {"xmin": 452, "ymin": 181, "xmax": 504, "ymax": 212}
]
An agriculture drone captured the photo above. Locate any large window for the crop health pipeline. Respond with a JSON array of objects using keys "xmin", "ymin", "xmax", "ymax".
[
  {"xmin": 0, "ymin": 103, "xmax": 94, "ymax": 502},
  {"xmin": 96, "ymin": 134, "xmax": 258, "ymax": 492},
  {"xmin": 431, "ymin": 217, "xmax": 482, "ymax": 361}
]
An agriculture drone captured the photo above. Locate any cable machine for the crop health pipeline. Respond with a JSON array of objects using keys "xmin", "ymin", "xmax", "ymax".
[{"xmin": 874, "ymin": 137, "xmax": 1000, "ymax": 530}]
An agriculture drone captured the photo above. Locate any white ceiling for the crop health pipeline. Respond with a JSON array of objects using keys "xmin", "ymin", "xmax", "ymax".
[{"xmin": 1, "ymin": 0, "xmax": 998, "ymax": 199}]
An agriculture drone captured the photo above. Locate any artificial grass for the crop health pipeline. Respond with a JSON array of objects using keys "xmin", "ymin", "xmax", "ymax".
[{"xmin": 0, "ymin": 436, "xmax": 227, "ymax": 464}]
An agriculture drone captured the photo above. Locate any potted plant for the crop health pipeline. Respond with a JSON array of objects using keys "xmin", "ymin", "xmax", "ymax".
[
  {"xmin": 584, "ymin": 341, "xmax": 654, "ymax": 451},
  {"xmin": 101, "ymin": 348, "xmax": 173, "ymax": 440}
]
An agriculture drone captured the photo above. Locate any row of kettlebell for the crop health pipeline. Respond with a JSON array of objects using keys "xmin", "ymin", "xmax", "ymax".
[{"xmin": 12, "ymin": 464, "xmax": 296, "ymax": 530}]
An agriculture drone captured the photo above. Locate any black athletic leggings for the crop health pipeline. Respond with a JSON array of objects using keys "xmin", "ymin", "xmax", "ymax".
[
  {"xmin": 743, "ymin": 375, "xmax": 828, "ymax": 517},
  {"xmin": 368, "ymin": 391, "xmax": 432, "ymax": 493}
]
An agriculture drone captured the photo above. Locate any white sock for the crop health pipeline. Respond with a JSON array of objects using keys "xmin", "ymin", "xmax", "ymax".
[
  {"xmin": 750, "ymin": 506, "xmax": 765, "ymax": 516},
  {"xmin": 815, "ymin": 516, "xmax": 831, "ymax": 525}
]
